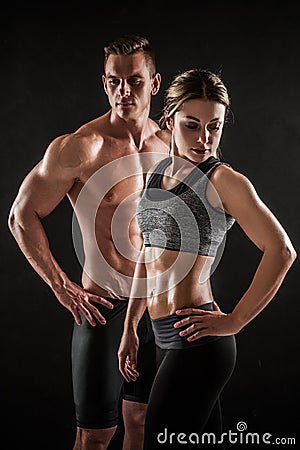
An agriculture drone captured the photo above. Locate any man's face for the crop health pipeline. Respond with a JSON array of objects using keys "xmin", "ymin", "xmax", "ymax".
[{"xmin": 102, "ymin": 53, "xmax": 160, "ymax": 120}]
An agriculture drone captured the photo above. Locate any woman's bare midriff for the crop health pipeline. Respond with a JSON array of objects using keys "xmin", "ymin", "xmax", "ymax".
[{"xmin": 145, "ymin": 247, "xmax": 215, "ymax": 319}]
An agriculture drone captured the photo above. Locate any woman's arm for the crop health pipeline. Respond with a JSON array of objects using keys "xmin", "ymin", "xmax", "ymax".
[
  {"xmin": 175, "ymin": 167, "xmax": 297, "ymax": 340},
  {"xmin": 118, "ymin": 245, "xmax": 148, "ymax": 381}
]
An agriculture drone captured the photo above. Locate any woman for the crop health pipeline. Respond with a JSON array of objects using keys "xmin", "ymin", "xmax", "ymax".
[{"xmin": 118, "ymin": 69, "xmax": 296, "ymax": 448}]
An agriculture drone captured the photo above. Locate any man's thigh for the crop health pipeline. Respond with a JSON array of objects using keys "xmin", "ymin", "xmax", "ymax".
[{"xmin": 71, "ymin": 299, "xmax": 128, "ymax": 429}]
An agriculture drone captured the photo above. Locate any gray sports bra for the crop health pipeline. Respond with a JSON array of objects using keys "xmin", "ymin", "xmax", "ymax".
[{"xmin": 137, "ymin": 156, "xmax": 235, "ymax": 257}]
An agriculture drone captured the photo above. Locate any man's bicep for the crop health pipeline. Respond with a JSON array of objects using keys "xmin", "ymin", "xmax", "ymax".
[{"xmin": 13, "ymin": 159, "xmax": 75, "ymax": 219}]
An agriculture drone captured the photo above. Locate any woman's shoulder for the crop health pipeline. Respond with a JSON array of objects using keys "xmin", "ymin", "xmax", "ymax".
[{"xmin": 211, "ymin": 161, "xmax": 258, "ymax": 201}]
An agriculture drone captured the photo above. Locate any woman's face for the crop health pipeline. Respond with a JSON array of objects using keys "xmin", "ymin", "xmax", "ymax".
[{"xmin": 168, "ymin": 98, "xmax": 226, "ymax": 165}]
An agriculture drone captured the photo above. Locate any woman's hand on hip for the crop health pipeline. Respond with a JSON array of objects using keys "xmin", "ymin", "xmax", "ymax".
[{"xmin": 174, "ymin": 308, "xmax": 241, "ymax": 341}]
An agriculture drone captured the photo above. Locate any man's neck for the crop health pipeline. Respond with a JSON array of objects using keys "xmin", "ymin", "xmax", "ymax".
[{"xmin": 109, "ymin": 109, "xmax": 152, "ymax": 150}]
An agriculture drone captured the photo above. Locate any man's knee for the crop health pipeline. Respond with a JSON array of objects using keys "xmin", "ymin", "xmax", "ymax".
[
  {"xmin": 73, "ymin": 426, "xmax": 117, "ymax": 449},
  {"xmin": 122, "ymin": 400, "xmax": 148, "ymax": 428}
]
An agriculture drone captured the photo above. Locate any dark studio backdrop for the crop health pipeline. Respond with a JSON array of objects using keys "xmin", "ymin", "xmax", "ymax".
[{"xmin": 1, "ymin": 2, "xmax": 299, "ymax": 449}]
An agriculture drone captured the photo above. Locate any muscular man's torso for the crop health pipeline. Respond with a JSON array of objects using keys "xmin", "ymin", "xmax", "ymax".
[{"xmin": 65, "ymin": 112, "xmax": 170, "ymax": 299}]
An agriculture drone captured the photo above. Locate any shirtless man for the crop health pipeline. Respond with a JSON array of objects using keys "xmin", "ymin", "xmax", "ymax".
[{"xmin": 8, "ymin": 35, "xmax": 170, "ymax": 450}]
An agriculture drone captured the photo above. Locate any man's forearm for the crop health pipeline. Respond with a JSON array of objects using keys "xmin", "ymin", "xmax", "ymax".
[{"xmin": 8, "ymin": 209, "xmax": 68, "ymax": 293}]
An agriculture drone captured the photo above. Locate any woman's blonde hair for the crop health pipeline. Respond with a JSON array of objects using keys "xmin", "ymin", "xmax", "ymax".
[{"xmin": 160, "ymin": 68, "xmax": 230, "ymax": 129}]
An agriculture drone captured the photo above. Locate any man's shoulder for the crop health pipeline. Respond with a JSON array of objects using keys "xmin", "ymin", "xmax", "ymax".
[
  {"xmin": 145, "ymin": 119, "xmax": 171, "ymax": 144},
  {"xmin": 48, "ymin": 113, "xmax": 106, "ymax": 147},
  {"xmin": 155, "ymin": 128, "xmax": 171, "ymax": 145},
  {"xmin": 73, "ymin": 114, "xmax": 109, "ymax": 143},
  {"xmin": 44, "ymin": 125, "xmax": 104, "ymax": 173},
  {"xmin": 62, "ymin": 113, "xmax": 111, "ymax": 153}
]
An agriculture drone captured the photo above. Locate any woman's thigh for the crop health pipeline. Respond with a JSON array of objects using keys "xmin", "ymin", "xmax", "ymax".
[{"xmin": 144, "ymin": 336, "xmax": 236, "ymax": 448}]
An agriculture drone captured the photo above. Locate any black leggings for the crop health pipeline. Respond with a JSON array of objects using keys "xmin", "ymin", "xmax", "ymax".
[{"xmin": 144, "ymin": 335, "xmax": 236, "ymax": 449}]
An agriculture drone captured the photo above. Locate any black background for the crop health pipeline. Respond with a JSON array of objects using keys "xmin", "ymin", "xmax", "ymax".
[{"xmin": 1, "ymin": 2, "xmax": 300, "ymax": 449}]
